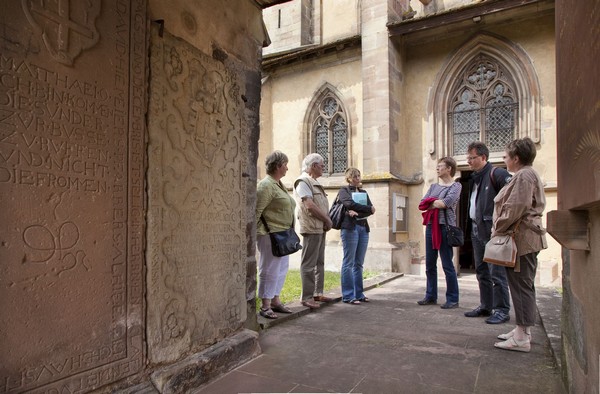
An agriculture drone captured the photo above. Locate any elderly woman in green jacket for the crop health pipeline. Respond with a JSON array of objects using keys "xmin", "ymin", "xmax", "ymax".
[
  {"xmin": 255, "ymin": 151, "xmax": 297, "ymax": 319},
  {"xmin": 492, "ymin": 138, "xmax": 547, "ymax": 353}
]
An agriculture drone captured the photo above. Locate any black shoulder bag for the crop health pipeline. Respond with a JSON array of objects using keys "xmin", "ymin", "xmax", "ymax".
[
  {"xmin": 260, "ymin": 216, "xmax": 302, "ymax": 257},
  {"xmin": 328, "ymin": 189, "xmax": 346, "ymax": 230},
  {"xmin": 441, "ymin": 186, "xmax": 464, "ymax": 247}
]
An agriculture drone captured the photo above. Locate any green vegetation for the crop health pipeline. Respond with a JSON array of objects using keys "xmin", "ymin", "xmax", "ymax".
[{"xmin": 256, "ymin": 269, "xmax": 377, "ymax": 308}]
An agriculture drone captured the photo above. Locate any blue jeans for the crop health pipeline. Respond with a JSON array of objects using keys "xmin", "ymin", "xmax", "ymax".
[
  {"xmin": 341, "ymin": 225, "xmax": 369, "ymax": 301},
  {"xmin": 424, "ymin": 224, "xmax": 459, "ymax": 303},
  {"xmin": 471, "ymin": 224, "xmax": 511, "ymax": 315}
]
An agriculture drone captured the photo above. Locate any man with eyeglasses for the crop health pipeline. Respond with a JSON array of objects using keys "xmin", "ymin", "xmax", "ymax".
[
  {"xmin": 464, "ymin": 141, "xmax": 513, "ymax": 324},
  {"xmin": 294, "ymin": 153, "xmax": 333, "ymax": 309}
]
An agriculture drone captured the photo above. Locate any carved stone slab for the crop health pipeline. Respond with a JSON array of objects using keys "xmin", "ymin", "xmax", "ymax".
[
  {"xmin": 146, "ymin": 27, "xmax": 247, "ymax": 363},
  {"xmin": 0, "ymin": 0, "xmax": 146, "ymax": 392}
]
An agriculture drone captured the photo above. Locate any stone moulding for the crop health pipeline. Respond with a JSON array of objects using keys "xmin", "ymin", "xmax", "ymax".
[{"xmin": 150, "ymin": 330, "xmax": 261, "ymax": 394}]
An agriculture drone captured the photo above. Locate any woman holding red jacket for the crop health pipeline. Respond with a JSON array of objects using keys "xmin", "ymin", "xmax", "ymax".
[{"xmin": 417, "ymin": 157, "xmax": 462, "ymax": 309}]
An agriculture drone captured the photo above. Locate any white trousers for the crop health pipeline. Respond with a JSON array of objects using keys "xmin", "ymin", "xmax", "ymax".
[{"xmin": 257, "ymin": 234, "xmax": 290, "ymax": 299}]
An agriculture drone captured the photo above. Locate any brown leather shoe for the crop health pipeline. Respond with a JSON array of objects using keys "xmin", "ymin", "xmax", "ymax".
[
  {"xmin": 301, "ymin": 300, "xmax": 321, "ymax": 309},
  {"xmin": 314, "ymin": 295, "xmax": 333, "ymax": 302}
]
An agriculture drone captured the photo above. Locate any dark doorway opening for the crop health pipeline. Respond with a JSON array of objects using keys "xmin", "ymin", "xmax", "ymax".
[
  {"xmin": 456, "ymin": 170, "xmax": 474, "ymax": 270},
  {"xmin": 455, "ymin": 165, "xmax": 507, "ymax": 271}
]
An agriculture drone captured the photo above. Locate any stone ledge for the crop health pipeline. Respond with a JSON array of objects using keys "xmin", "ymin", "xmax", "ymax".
[
  {"xmin": 150, "ymin": 329, "xmax": 261, "ymax": 394},
  {"xmin": 257, "ymin": 272, "xmax": 404, "ymax": 329},
  {"xmin": 536, "ymin": 287, "xmax": 563, "ymax": 369}
]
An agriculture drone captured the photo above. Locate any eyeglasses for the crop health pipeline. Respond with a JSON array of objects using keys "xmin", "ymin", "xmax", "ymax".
[{"xmin": 466, "ymin": 155, "xmax": 481, "ymax": 161}]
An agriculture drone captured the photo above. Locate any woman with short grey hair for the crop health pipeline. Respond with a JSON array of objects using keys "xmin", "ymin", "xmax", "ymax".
[{"xmin": 255, "ymin": 151, "xmax": 296, "ymax": 319}]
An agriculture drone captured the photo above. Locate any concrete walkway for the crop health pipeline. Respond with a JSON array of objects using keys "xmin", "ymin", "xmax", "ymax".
[{"xmin": 197, "ymin": 273, "xmax": 565, "ymax": 393}]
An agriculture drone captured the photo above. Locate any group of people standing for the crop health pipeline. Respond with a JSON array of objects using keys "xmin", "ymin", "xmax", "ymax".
[
  {"xmin": 255, "ymin": 152, "xmax": 375, "ymax": 318},
  {"xmin": 417, "ymin": 138, "xmax": 547, "ymax": 353},
  {"xmin": 256, "ymin": 137, "xmax": 546, "ymax": 354}
]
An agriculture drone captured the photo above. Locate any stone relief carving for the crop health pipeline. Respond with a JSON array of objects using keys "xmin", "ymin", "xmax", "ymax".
[
  {"xmin": 147, "ymin": 27, "xmax": 246, "ymax": 362},
  {"xmin": 22, "ymin": 0, "xmax": 101, "ymax": 66}
]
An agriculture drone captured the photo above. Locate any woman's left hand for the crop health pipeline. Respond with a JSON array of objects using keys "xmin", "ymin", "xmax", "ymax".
[{"xmin": 348, "ymin": 210, "xmax": 359, "ymax": 217}]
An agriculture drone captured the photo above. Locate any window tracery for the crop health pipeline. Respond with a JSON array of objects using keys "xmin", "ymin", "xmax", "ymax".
[
  {"xmin": 311, "ymin": 93, "xmax": 347, "ymax": 174},
  {"xmin": 449, "ymin": 55, "xmax": 517, "ymax": 155}
]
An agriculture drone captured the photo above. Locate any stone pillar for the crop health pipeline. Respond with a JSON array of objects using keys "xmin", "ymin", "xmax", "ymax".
[
  {"xmin": 144, "ymin": 0, "xmax": 264, "ymax": 386},
  {"xmin": 361, "ymin": 0, "xmax": 407, "ymax": 177},
  {"xmin": 360, "ymin": 1, "xmax": 413, "ymax": 273},
  {"xmin": 361, "ymin": 1, "xmax": 394, "ymax": 175}
]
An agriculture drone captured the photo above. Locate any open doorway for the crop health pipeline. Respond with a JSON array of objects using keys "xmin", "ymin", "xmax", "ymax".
[
  {"xmin": 456, "ymin": 170, "xmax": 474, "ymax": 271},
  {"xmin": 455, "ymin": 165, "xmax": 507, "ymax": 271}
]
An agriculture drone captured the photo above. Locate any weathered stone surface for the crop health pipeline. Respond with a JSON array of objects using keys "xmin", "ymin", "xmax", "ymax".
[
  {"xmin": 150, "ymin": 329, "xmax": 261, "ymax": 394},
  {"xmin": 0, "ymin": 0, "xmax": 146, "ymax": 392},
  {"xmin": 556, "ymin": 1, "xmax": 600, "ymax": 209},
  {"xmin": 120, "ymin": 382, "xmax": 160, "ymax": 394},
  {"xmin": 146, "ymin": 26, "xmax": 249, "ymax": 363}
]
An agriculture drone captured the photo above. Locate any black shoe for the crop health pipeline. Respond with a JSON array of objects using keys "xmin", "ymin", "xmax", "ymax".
[
  {"xmin": 417, "ymin": 298, "xmax": 437, "ymax": 305},
  {"xmin": 440, "ymin": 302, "xmax": 459, "ymax": 309},
  {"xmin": 485, "ymin": 311, "xmax": 510, "ymax": 324},
  {"xmin": 464, "ymin": 306, "xmax": 491, "ymax": 317}
]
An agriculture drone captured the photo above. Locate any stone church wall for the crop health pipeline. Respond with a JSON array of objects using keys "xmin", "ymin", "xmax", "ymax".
[
  {"xmin": 553, "ymin": 0, "xmax": 600, "ymax": 391},
  {"xmin": 0, "ymin": 0, "xmax": 266, "ymax": 392},
  {"xmin": 260, "ymin": 0, "xmax": 560, "ymax": 284},
  {"xmin": 403, "ymin": 14, "xmax": 560, "ymax": 281}
]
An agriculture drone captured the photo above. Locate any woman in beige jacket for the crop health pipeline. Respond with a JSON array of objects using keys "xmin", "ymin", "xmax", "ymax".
[{"xmin": 491, "ymin": 138, "xmax": 547, "ymax": 353}]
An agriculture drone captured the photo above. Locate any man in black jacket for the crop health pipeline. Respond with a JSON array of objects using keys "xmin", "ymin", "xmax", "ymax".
[{"xmin": 464, "ymin": 142, "xmax": 513, "ymax": 324}]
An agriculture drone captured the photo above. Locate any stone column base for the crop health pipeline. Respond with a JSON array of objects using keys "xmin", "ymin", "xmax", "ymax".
[{"xmin": 150, "ymin": 329, "xmax": 261, "ymax": 393}]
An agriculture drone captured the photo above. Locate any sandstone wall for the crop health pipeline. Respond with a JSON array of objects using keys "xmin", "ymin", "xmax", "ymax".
[
  {"xmin": 146, "ymin": 0, "xmax": 265, "ymax": 365},
  {"xmin": 0, "ymin": 0, "xmax": 266, "ymax": 392},
  {"xmin": 554, "ymin": 0, "xmax": 600, "ymax": 391},
  {"xmin": 0, "ymin": 0, "xmax": 147, "ymax": 392}
]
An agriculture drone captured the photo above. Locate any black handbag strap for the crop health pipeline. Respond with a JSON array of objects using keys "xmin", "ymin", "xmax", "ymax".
[
  {"xmin": 260, "ymin": 214, "xmax": 295, "ymax": 233},
  {"xmin": 440, "ymin": 185, "xmax": 454, "ymax": 226},
  {"xmin": 260, "ymin": 215, "xmax": 272, "ymax": 233},
  {"xmin": 334, "ymin": 186, "xmax": 350, "ymax": 204}
]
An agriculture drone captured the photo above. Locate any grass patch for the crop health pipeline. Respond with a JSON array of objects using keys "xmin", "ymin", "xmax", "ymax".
[{"xmin": 256, "ymin": 269, "xmax": 377, "ymax": 308}]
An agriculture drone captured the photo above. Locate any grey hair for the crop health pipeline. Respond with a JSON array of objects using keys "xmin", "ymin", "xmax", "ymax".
[
  {"xmin": 265, "ymin": 150, "xmax": 289, "ymax": 175},
  {"xmin": 301, "ymin": 153, "xmax": 324, "ymax": 172}
]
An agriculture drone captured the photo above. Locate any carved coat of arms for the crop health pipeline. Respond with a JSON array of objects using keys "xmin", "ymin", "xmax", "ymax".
[{"xmin": 22, "ymin": 0, "xmax": 101, "ymax": 66}]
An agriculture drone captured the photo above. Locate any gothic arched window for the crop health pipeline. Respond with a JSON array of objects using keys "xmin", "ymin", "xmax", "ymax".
[
  {"xmin": 428, "ymin": 33, "xmax": 541, "ymax": 161},
  {"xmin": 449, "ymin": 55, "xmax": 518, "ymax": 155},
  {"xmin": 311, "ymin": 93, "xmax": 348, "ymax": 175}
]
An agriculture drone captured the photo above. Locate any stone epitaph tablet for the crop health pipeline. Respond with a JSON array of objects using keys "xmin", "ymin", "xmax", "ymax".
[
  {"xmin": 0, "ymin": 1, "xmax": 146, "ymax": 392},
  {"xmin": 146, "ymin": 27, "xmax": 247, "ymax": 363}
]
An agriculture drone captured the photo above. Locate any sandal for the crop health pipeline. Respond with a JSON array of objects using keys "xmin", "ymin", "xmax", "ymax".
[
  {"xmin": 343, "ymin": 299, "xmax": 361, "ymax": 305},
  {"xmin": 358, "ymin": 297, "xmax": 370, "ymax": 303},
  {"xmin": 271, "ymin": 303, "xmax": 293, "ymax": 313},
  {"xmin": 494, "ymin": 337, "xmax": 530, "ymax": 353},
  {"xmin": 259, "ymin": 308, "xmax": 278, "ymax": 319}
]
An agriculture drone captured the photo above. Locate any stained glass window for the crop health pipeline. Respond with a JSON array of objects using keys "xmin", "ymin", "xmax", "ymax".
[
  {"xmin": 311, "ymin": 93, "xmax": 347, "ymax": 175},
  {"xmin": 448, "ymin": 56, "xmax": 518, "ymax": 155}
]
